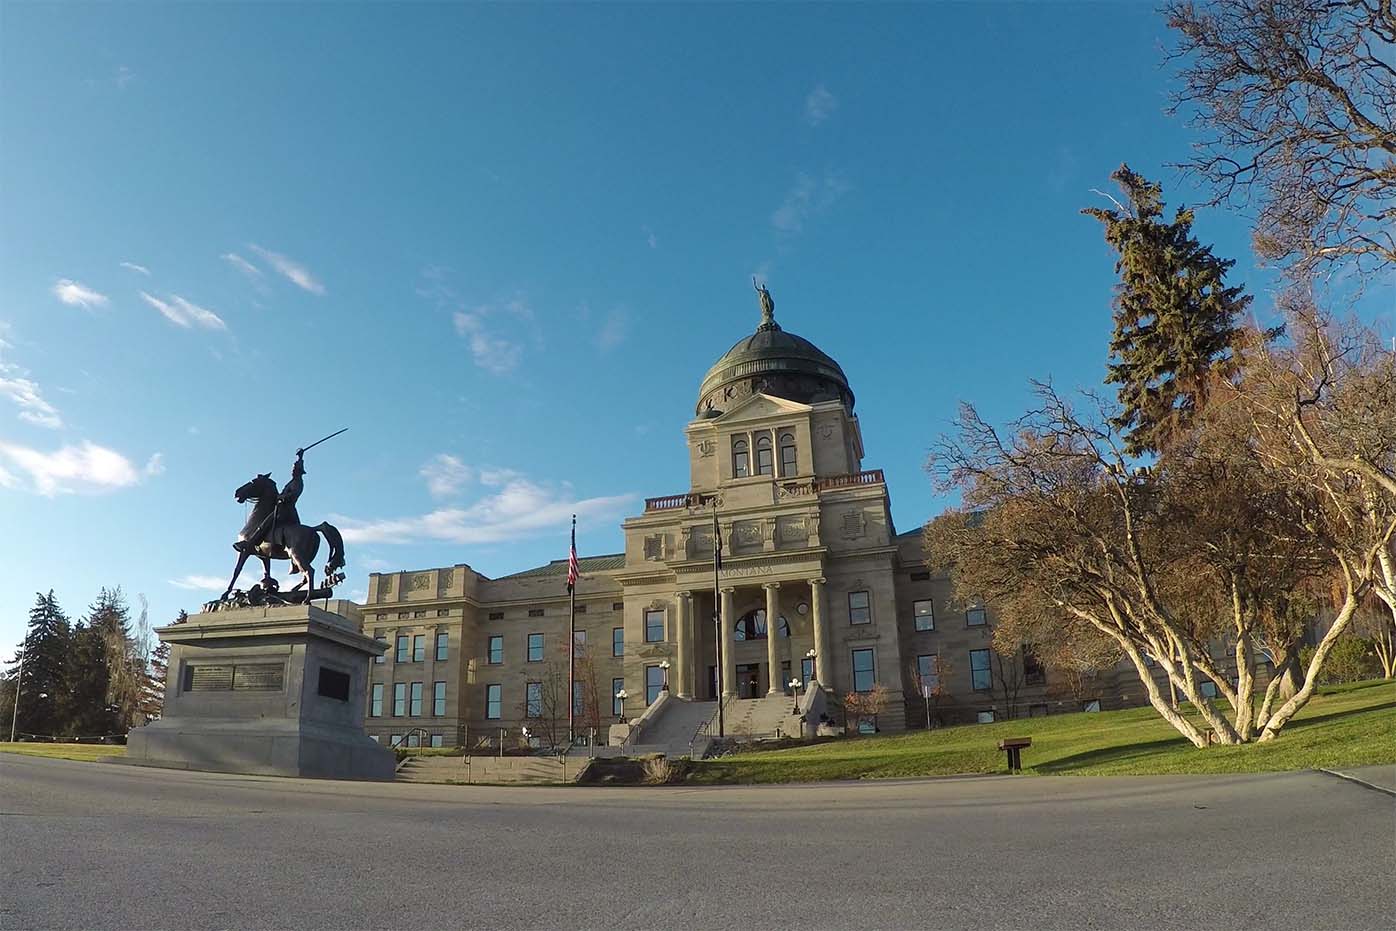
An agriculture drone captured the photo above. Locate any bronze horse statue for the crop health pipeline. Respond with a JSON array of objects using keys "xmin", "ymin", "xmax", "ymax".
[{"xmin": 222, "ymin": 471, "xmax": 346, "ymax": 601}]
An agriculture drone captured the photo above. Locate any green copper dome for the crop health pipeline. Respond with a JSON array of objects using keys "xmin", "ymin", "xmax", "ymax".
[{"xmin": 696, "ymin": 284, "xmax": 853, "ymax": 416}]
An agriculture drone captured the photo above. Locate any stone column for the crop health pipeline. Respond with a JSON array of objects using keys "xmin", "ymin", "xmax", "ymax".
[
  {"xmin": 764, "ymin": 582, "xmax": 782, "ymax": 695},
  {"xmin": 721, "ymin": 587, "xmax": 737, "ymax": 699},
  {"xmin": 810, "ymin": 577, "xmax": 830, "ymax": 687},
  {"xmin": 675, "ymin": 591, "xmax": 692, "ymax": 699}
]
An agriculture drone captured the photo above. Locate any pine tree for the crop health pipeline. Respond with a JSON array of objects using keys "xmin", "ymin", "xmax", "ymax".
[
  {"xmin": 65, "ymin": 588, "xmax": 142, "ymax": 737},
  {"xmin": 1084, "ymin": 165, "xmax": 1251, "ymax": 456},
  {"xmin": 2, "ymin": 591, "xmax": 72, "ymax": 739}
]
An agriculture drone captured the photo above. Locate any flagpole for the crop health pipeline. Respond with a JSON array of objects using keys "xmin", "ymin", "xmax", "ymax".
[
  {"xmin": 568, "ymin": 514, "xmax": 577, "ymax": 750},
  {"xmin": 713, "ymin": 506, "xmax": 724, "ymax": 739}
]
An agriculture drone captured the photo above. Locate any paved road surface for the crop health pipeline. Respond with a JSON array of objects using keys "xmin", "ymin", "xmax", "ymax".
[{"xmin": 2, "ymin": 755, "xmax": 1392, "ymax": 930}]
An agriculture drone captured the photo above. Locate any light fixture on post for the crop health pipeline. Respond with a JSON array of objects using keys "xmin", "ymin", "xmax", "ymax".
[
  {"xmin": 659, "ymin": 659, "xmax": 671, "ymax": 692},
  {"xmin": 615, "ymin": 688, "xmax": 629, "ymax": 724},
  {"xmin": 788, "ymin": 677, "xmax": 803, "ymax": 714}
]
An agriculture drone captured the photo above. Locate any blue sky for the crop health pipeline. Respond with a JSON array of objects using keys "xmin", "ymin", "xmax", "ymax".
[{"xmin": 2, "ymin": 3, "xmax": 1390, "ymax": 648}]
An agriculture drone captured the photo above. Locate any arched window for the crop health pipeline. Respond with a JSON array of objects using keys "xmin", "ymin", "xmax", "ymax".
[
  {"xmin": 733, "ymin": 610, "xmax": 790, "ymax": 641},
  {"xmin": 755, "ymin": 435, "xmax": 774, "ymax": 475},
  {"xmin": 779, "ymin": 432, "xmax": 797, "ymax": 476},
  {"xmin": 732, "ymin": 438, "xmax": 749, "ymax": 478}
]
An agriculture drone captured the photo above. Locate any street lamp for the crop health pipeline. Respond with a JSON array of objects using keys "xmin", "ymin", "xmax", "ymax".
[
  {"xmin": 659, "ymin": 659, "xmax": 671, "ymax": 692},
  {"xmin": 615, "ymin": 688, "xmax": 629, "ymax": 724},
  {"xmin": 788, "ymin": 677, "xmax": 803, "ymax": 713}
]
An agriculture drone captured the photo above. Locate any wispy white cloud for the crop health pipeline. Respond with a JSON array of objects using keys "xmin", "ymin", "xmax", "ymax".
[
  {"xmin": 116, "ymin": 65, "xmax": 135, "ymax": 90},
  {"xmin": 140, "ymin": 292, "xmax": 227, "ymax": 331},
  {"xmin": 771, "ymin": 169, "xmax": 850, "ymax": 234},
  {"xmin": 0, "ymin": 439, "xmax": 146, "ymax": 496},
  {"xmin": 168, "ymin": 574, "xmax": 229, "ymax": 591},
  {"xmin": 804, "ymin": 84, "xmax": 838, "ymax": 126},
  {"xmin": 334, "ymin": 473, "xmax": 636, "ymax": 546},
  {"xmin": 119, "ymin": 261, "xmax": 151, "ymax": 276},
  {"xmin": 249, "ymin": 244, "xmax": 325, "ymax": 295},
  {"xmin": 0, "ymin": 357, "xmax": 62, "ymax": 429},
  {"xmin": 643, "ymin": 225, "xmax": 658, "ymax": 249},
  {"xmin": 595, "ymin": 308, "xmax": 629, "ymax": 351},
  {"xmin": 222, "ymin": 252, "xmax": 263, "ymax": 281},
  {"xmin": 52, "ymin": 279, "xmax": 109, "ymax": 310},
  {"xmin": 420, "ymin": 454, "xmax": 472, "ymax": 498},
  {"xmin": 144, "ymin": 452, "xmax": 166, "ymax": 477},
  {"xmin": 453, "ymin": 308, "xmax": 524, "ymax": 375}
]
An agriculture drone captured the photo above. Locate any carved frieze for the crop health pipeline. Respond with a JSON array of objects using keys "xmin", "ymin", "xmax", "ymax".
[
  {"xmin": 733, "ymin": 520, "xmax": 763, "ymax": 551},
  {"xmin": 841, "ymin": 509, "xmax": 867, "ymax": 540},
  {"xmin": 410, "ymin": 572, "xmax": 432, "ymax": 591},
  {"xmin": 697, "ymin": 439, "xmax": 716, "ymax": 458},
  {"xmin": 644, "ymin": 533, "xmax": 668, "ymax": 561},
  {"xmin": 777, "ymin": 516, "xmax": 808, "ymax": 544}
]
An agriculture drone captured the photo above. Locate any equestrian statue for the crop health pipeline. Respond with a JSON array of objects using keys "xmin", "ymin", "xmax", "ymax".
[{"xmin": 216, "ymin": 429, "xmax": 348, "ymax": 609}]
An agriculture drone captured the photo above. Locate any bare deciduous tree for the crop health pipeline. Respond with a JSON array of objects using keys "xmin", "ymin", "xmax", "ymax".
[{"xmin": 1165, "ymin": 0, "xmax": 1396, "ymax": 283}]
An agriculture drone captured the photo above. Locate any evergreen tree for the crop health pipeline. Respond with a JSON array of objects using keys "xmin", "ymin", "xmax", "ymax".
[
  {"xmin": 65, "ymin": 588, "xmax": 143, "ymax": 737},
  {"xmin": 1084, "ymin": 164, "xmax": 1251, "ymax": 456},
  {"xmin": 139, "ymin": 610, "xmax": 184, "ymax": 721},
  {"xmin": 1, "ymin": 591, "xmax": 72, "ymax": 739}
]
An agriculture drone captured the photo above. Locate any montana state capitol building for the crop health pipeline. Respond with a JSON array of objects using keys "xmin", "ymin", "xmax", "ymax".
[{"xmin": 361, "ymin": 290, "xmax": 1071, "ymax": 749}]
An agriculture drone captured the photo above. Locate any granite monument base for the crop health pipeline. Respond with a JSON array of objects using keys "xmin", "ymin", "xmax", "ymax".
[{"xmin": 126, "ymin": 602, "xmax": 394, "ymax": 780}]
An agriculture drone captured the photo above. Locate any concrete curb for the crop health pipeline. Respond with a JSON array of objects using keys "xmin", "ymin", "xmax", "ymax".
[{"xmin": 1318, "ymin": 768, "xmax": 1396, "ymax": 799}]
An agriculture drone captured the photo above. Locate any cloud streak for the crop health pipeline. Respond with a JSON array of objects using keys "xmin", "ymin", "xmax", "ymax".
[
  {"xmin": 140, "ymin": 292, "xmax": 228, "ymax": 331},
  {"xmin": 453, "ymin": 303, "xmax": 527, "ymax": 375},
  {"xmin": 420, "ymin": 454, "xmax": 473, "ymax": 498},
  {"xmin": 0, "ymin": 440, "xmax": 149, "ymax": 496},
  {"xmin": 249, "ymin": 244, "xmax": 325, "ymax": 295},
  {"xmin": 52, "ymin": 279, "xmax": 109, "ymax": 310},
  {"xmin": 0, "ymin": 359, "xmax": 62, "ymax": 429},
  {"xmin": 119, "ymin": 261, "xmax": 151, "ymax": 276},
  {"xmin": 804, "ymin": 84, "xmax": 838, "ymax": 126},
  {"xmin": 771, "ymin": 169, "xmax": 850, "ymax": 234},
  {"xmin": 222, "ymin": 252, "xmax": 263, "ymax": 281},
  {"xmin": 334, "ymin": 474, "xmax": 636, "ymax": 546}
]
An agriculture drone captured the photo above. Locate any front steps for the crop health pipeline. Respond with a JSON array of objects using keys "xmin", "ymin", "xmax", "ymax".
[{"xmin": 395, "ymin": 754, "xmax": 590, "ymax": 785}]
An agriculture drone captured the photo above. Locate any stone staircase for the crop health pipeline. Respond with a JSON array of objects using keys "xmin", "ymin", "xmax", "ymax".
[
  {"xmin": 724, "ymin": 694, "xmax": 802, "ymax": 740},
  {"xmin": 623, "ymin": 696, "xmax": 723, "ymax": 759},
  {"xmin": 395, "ymin": 754, "xmax": 589, "ymax": 785}
]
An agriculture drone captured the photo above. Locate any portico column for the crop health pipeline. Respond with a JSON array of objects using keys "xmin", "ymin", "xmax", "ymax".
[
  {"xmin": 675, "ymin": 591, "xmax": 692, "ymax": 699},
  {"xmin": 764, "ymin": 582, "xmax": 782, "ymax": 695},
  {"xmin": 721, "ymin": 587, "xmax": 737, "ymax": 699},
  {"xmin": 810, "ymin": 577, "xmax": 830, "ymax": 687}
]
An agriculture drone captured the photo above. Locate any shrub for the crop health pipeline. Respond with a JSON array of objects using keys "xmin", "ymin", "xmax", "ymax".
[
  {"xmin": 640, "ymin": 755, "xmax": 676, "ymax": 785},
  {"xmin": 1300, "ymin": 637, "xmax": 1379, "ymax": 685}
]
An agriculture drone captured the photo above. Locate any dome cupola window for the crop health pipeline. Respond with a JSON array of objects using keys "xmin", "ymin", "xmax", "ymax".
[
  {"xmin": 732, "ymin": 438, "xmax": 750, "ymax": 478},
  {"xmin": 755, "ymin": 435, "xmax": 774, "ymax": 476}
]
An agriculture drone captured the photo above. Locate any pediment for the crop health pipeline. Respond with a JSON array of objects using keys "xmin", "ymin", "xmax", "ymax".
[{"xmin": 711, "ymin": 392, "xmax": 812, "ymax": 424}]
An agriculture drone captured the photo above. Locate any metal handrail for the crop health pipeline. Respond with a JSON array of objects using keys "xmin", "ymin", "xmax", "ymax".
[{"xmin": 689, "ymin": 696, "xmax": 732, "ymax": 758}]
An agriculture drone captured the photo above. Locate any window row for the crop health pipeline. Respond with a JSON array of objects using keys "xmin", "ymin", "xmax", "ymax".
[
  {"xmin": 378, "ymin": 733, "xmax": 446, "ymax": 748},
  {"xmin": 373, "ymin": 631, "xmax": 450, "ymax": 664},
  {"xmin": 370, "ymin": 681, "xmax": 448, "ymax": 718},
  {"xmin": 731, "ymin": 430, "xmax": 799, "ymax": 479},
  {"xmin": 485, "ymin": 626, "xmax": 636, "ymax": 665},
  {"xmin": 911, "ymin": 599, "xmax": 986, "ymax": 631}
]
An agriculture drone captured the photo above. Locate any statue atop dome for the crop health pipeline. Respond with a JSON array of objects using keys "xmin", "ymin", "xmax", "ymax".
[{"xmin": 753, "ymin": 277, "xmax": 778, "ymax": 331}]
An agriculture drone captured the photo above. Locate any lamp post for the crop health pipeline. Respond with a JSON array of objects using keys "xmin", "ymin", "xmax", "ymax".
[
  {"xmin": 804, "ymin": 648, "xmax": 817, "ymax": 688},
  {"xmin": 615, "ymin": 688, "xmax": 629, "ymax": 724},
  {"xmin": 789, "ymin": 678, "xmax": 803, "ymax": 714},
  {"xmin": 659, "ymin": 659, "xmax": 671, "ymax": 692}
]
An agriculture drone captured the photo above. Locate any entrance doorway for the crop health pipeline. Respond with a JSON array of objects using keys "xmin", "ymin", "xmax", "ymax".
[{"xmin": 735, "ymin": 663, "xmax": 762, "ymax": 698}]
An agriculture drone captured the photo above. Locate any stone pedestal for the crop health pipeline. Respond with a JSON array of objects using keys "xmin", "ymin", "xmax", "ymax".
[{"xmin": 126, "ymin": 603, "xmax": 394, "ymax": 780}]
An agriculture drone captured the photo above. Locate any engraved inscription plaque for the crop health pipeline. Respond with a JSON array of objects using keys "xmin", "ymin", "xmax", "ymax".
[
  {"xmin": 188, "ymin": 665, "xmax": 234, "ymax": 691},
  {"xmin": 232, "ymin": 663, "xmax": 285, "ymax": 691}
]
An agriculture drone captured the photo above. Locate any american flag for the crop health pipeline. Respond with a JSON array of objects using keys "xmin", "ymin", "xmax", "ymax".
[{"xmin": 566, "ymin": 516, "xmax": 579, "ymax": 592}]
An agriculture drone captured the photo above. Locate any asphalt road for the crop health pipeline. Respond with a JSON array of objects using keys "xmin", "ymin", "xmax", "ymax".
[{"xmin": 1, "ymin": 756, "xmax": 1392, "ymax": 931}]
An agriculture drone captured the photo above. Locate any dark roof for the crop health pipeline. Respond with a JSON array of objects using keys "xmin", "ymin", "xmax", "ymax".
[{"xmin": 496, "ymin": 553, "xmax": 627, "ymax": 580}]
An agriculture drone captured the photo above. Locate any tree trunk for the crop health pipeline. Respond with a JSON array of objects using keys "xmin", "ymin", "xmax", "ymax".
[{"xmin": 1259, "ymin": 595, "xmax": 1359, "ymax": 741}]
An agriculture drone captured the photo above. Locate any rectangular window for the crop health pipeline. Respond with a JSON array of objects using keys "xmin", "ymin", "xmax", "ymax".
[
  {"xmin": 389, "ymin": 734, "xmax": 402, "ymax": 747},
  {"xmin": 412, "ymin": 635, "xmax": 426, "ymax": 662},
  {"xmin": 429, "ymin": 734, "xmax": 443, "ymax": 748},
  {"xmin": 488, "ymin": 611, "xmax": 504, "ymax": 620},
  {"xmin": 527, "ymin": 632, "xmax": 544, "ymax": 662},
  {"xmin": 392, "ymin": 682, "xmax": 406, "ymax": 717},
  {"xmin": 970, "ymin": 648, "xmax": 992, "ymax": 691},
  {"xmin": 409, "ymin": 681, "xmax": 423, "ymax": 717},
  {"xmin": 406, "ymin": 731, "xmax": 420, "ymax": 748},
  {"xmin": 779, "ymin": 434, "xmax": 797, "ymax": 475},
  {"xmin": 485, "ymin": 684, "xmax": 502, "ymax": 720},
  {"xmin": 573, "ymin": 629, "xmax": 586, "ymax": 656},
  {"xmin": 612, "ymin": 677, "xmax": 625, "ymax": 717},
  {"xmin": 644, "ymin": 610, "xmax": 664, "ymax": 643},
  {"xmin": 573, "ymin": 681, "xmax": 585, "ymax": 717},
  {"xmin": 435, "ymin": 632, "xmax": 449, "ymax": 662},
  {"xmin": 966, "ymin": 605, "xmax": 987, "ymax": 627},
  {"xmin": 913, "ymin": 599, "xmax": 935, "ymax": 631},
  {"xmin": 613, "ymin": 602, "xmax": 624, "ymax": 611},
  {"xmin": 1082, "ymin": 699, "xmax": 1102, "ymax": 713},
  {"xmin": 395, "ymin": 635, "xmax": 409, "ymax": 663},
  {"xmin": 373, "ymin": 630, "xmax": 386, "ymax": 664},
  {"xmin": 851, "ymin": 648, "xmax": 876, "ymax": 693},
  {"xmin": 432, "ymin": 681, "xmax": 446, "ymax": 716},
  {"xmin": 370, "ymin": 683, "xmax": 383, "ymax": 717},
  {"xmin": 976, "ymin": 710, "xmax": 996, "ymax": 724},
  {"xmin": 848, "ymin": 590, "xmax": 871, "ymax": 625},
  {"xmin": 612, "ymin": 627, "xmax": 624, "ymax": 657},
  {"xmin": 1023, "ymin": 651, "xmax": 1045, "ymax": 685},
  {"xmin": 910, "ymin": 571, "xmax": 930, "ymax": 581},
  {"xmin": 800, "ymin": 656, "xmax": 814, "ymax": 688},
  {"xmin": 575, "ymin": 604, "xmax": 587, "ymax": 614},
  {"xmin": 528, "ymin": 608, "xmax": 545, "ymax": 618},
  {"xmin": 917, "ymin": 653, "xmax": 940, "ymax": 691},
  {"xmin": 755, "ymin": 438, "xmax": 774, "ymax": 476},
  {"xmin": 487, "ymin": 635, "xmax": 503, "ymax": 665},
  {"xmin": 645, "ymin": 664, "xmax": 664, "ymax": 705},
  {"xmin": 732, "ymin": 437, "xmax": 750, "ymax": 478},
  {"xmin": 526, "ymin": 681, "xmax": 543, "ymax": 718},
  {"xmin": 1200, "ymin": 680, "xmax": 1219, "ymax": 700}
]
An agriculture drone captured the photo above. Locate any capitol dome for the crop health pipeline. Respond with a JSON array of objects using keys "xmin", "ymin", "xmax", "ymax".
[{"xmin": 695, "ymin": 284, "xmax": 854, "ymax": 416}]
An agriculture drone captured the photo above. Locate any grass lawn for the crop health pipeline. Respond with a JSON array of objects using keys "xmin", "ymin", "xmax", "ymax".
[
  {"xmin": 0, "ymin": 742, "xmax": 128, "ymax": 763},
  {"xmin": 687, "ymin": 679, "xmax": 1396, "ymax": 784}
]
